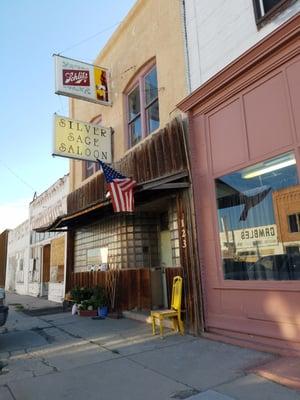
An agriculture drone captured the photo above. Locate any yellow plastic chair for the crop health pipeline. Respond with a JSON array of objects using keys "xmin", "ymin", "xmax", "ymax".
[{"xmin": 151, "ymin": 275, "xmax": 184, "ymax": 338}]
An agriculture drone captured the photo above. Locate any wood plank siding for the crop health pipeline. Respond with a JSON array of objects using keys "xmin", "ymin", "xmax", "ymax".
[
  {"xmin": 67, "ymin": 118, "xmax": 187, "ymax": 215},
  {"xmin": 70, "ymin": 267, "xmax": 182, "ymax": 312},
  {"xmin": 65, "ymin": 117, "xmax": 204, "ymax": 334}
]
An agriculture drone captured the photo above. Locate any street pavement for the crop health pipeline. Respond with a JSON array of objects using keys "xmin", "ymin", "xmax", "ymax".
[{"xmin": 0, "ymin": 293, "xmax": 299, "ymax": 400}]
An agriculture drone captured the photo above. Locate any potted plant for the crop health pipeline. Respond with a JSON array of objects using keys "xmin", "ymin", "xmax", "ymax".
[
  {"xmin": 69, "ymin": 285, "xmax": 108, "ymax": 317},
  {"xmin": 77, "ymin": 299, "xmax": 98, "ymax": 317},
  {"xmin": 70, "ymin": 286, "xmax": 93, "ymax": 304},
  {"xmin": 92, "ymin": 286, "xmax": 108, "ymax": 318},
  {"xmin": 70, "ymin": 286, "xmax": 95, "ymax": 316}
]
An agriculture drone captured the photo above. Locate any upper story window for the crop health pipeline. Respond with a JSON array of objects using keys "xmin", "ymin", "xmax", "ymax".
[
  {"xmin": 83, "ymin": 114, "xmax": 102, "ymax": 180},
  {"xmin": 253, "ymin": 0, "xmax": 294, "ymax": 26},
  {"xmin": 84, "ymin": 160, "xmax": 99, "ymax": 179},
  {"xmin": 288, "ymin": 214, "xmax": 300, "ymax": 233},
  {"xmin": 127, "ymin": 64, "xmax": 159, "ymax": 148}
]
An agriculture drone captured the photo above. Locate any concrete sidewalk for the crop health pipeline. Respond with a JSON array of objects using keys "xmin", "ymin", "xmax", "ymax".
[
  {"xmin": 0, "ymin": 293, "xmax": 299, "ymax": 399},
  {"xmin": 6, "ymin": 292, "xmax": 63, "ymax": 311}
]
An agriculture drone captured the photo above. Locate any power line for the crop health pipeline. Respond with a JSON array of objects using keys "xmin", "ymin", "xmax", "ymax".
[
  {"xmin": 0, "ymin": 159, "xmax": 36, "ymax": 192},
  {"xmin": 57, "ymin": 21, "xmax": 122, "ymax": 55}
]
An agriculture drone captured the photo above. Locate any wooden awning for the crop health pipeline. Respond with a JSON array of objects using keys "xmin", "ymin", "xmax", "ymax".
[{"xmin": 35, "ymin": 170, "xmax": 189, "ymax": 232}]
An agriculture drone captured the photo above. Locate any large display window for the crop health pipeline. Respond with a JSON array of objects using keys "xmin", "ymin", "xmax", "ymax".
[{"xmin": 215, "ymin": 152, "xmax": 300, "ymax": 280}]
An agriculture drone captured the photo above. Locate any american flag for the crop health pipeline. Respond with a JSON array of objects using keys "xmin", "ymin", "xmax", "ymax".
[{"xmin": 98, "ymin": 160, "xmax": 136, "ymax": 213}]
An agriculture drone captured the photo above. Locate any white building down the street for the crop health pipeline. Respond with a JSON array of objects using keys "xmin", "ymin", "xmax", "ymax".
[
  {"xmin": 5, "ymin": 220, "xmax": 30, "ymax": 295},
  {"xmin": 29, "ymin": 174, "xmax": 69, "ymax": 302}
]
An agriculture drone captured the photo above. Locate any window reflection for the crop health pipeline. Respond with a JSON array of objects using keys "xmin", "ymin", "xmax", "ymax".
[
  {"xmin": 129, "ymin": 117, "xmax": 142, "ymax": 146},
  {"xmin": 128, "ymin": 86, "xmax": 141, "ymax": 121},
  {"xmin": 215, "ymin": 152, "xmax": 300, "ymax": 280},
  {"xmin": 146, "ymin": 100, "xmax": 159, "ymax": 133},
  {"xmin": 145, "ymin": 67, "xmax": 158, "ymax": 105}
]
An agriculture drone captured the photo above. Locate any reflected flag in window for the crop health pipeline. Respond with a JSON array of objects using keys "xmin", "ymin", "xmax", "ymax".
[{"xmin": 97, "ymin": 160, "xmax": 136, "ymax": 213}]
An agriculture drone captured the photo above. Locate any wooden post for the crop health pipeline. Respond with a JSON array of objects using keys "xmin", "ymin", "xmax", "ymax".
[
  {"xmin": 65, "ymin": 230, "xmax": 75, "ymax": 293},
  {"xmin": 176, "ymin": 190, "xmax": 204, "ymax": 335}
]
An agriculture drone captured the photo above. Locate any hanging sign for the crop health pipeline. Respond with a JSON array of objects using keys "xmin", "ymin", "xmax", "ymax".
[
  {"xmin": 53, "ymin": 114, "xmax": 112, "ymax": 163},
  {"xmin": 54, "ymin": 55, "xmax": 111, "ymax": 105}
]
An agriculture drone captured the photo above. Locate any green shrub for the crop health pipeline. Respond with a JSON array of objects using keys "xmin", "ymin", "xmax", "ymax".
[
  {"xmin": 70, "ymin": 285, "xmax": 108, "ymax": 310},
  {"xmin": 91, "ymin": 286, "xmax": 108, "ymax": 308},
  {"xmin": 70, "ymin": 286, "xmax": 94, "ymax": 304}
]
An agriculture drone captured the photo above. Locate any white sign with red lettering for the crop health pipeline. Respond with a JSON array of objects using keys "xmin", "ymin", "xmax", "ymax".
[{"xmin": 54, "ymin": 55, "xmax": 111, "ymax": 106}]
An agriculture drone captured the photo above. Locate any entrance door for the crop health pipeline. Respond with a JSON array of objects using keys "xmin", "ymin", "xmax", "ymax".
[
  {"xmin": 160, "ymin": 229, "xmax": 173, "ymax": 307},
  {"xmin": 42, "ymin": 244, "xmax": 51, "ymax": 295}
]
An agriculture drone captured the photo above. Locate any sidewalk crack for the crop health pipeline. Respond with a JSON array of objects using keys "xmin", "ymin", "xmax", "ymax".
[{"xmin": 3, "ymin": 384, "xmax": 17, "ymax": 400}]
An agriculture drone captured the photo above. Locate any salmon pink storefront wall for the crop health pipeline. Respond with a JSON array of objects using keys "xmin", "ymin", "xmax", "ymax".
[{"xmin": 179, "ymin": 15, "xmax": 300, "ymax": 352}]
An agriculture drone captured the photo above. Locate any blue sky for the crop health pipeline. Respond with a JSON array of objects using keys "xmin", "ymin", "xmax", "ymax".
[{"xmin": 0, "ymin": 0, "xmax": 136, "ymax": 232}]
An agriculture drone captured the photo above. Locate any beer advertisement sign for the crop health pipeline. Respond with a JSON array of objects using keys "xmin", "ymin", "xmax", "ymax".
[
  {"xmin": 53, "ymin": 114, "xmax": 112, "ymax": 163},
  {"xmin": 54, "ymin": 55, "xmax": 110, "ymax": 105}
]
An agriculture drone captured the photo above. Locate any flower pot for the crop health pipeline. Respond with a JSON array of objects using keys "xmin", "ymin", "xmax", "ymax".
[
  {"xmin": 98, "ymin": 306, "xmax": 108, "ymax": 318},
  {"xmin": 78, "ymin": 309, "xmax": 98, "ymax": 317}
]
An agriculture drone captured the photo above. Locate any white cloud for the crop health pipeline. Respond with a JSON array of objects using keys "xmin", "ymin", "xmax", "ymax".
[{"xmin": 0, "ymin": 198, "xmax": 30, "ymax": 233}]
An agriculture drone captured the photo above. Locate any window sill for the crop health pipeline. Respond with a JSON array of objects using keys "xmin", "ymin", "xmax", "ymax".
[
  {"xmin": 213, "ymin": 280, "xmax": 300, "ymax": 291},
  {"xmin": 255, "ymin": 0, "xmax": 295, "ymax": 29},
  {"xmin": 126, "ymin": 126, "xmax": 161, "ymax": 155}
]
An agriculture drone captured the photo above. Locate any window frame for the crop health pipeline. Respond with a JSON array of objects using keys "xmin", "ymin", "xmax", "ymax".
[
  {"xmin": 252, "ymin": 0, "xmax": 294, "ymax": 27},
  {"xmin": 287, "ymin": 213, "xmax": 300, "ymax": 233},
  {"xmin": 125, "ymin": 59, "xmax": 159, "ymax": 149},
  {"xmin": 214, "ymin": 151, "xmax": 300, "ymax": 282},
  {"xmin": 127, "ymin": 83, "xmax": 142, "ymax": 147},
  {"xmin": 144, "ymin": 66, "xmax": 159, "ymax": 135}
]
